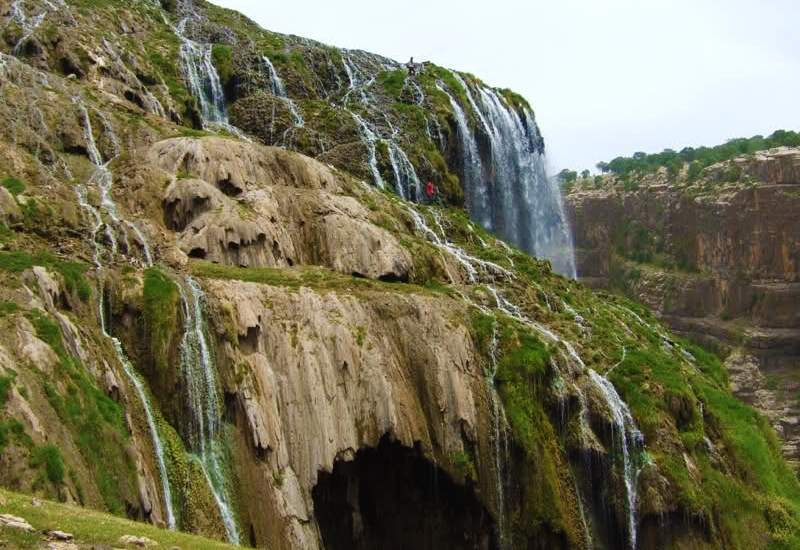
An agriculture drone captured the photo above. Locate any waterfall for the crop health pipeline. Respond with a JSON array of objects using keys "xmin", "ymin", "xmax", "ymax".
[
  {"xmin": 261, "ymin": 56, "xmax": 304, "ymax": 133},
  {"xmin": 177, "ymin": 18, "xmax": 226, "ymax": 124},
  {"xmin": 72, "ymin": 98, "xmax": 151, "ymax": 265},
  {"xmin": 178, "ymin": 277, "xmax": 240, "ymax": 544},
  {"xmin": 174, "ymin": 15, "xmax": 249, "ymax": 141},
  {"xmin": 71, "ymin": 97, "xmax": 175, "ymax": 529},
  {"xmin": 437, "ymin": 83, "xmax": 490, "ymax": 228},
  {"xmin": 486, "ymin": 320, "xmax": 509, "ymax": 550},
  {"xmin": 8, "ymin": 0, "xmax": 60, "ymax": 55},
  {"xmin": 110, "ymin": 329, "xmax": 177, "ymax": 530},
  {"xmin": 351, "ymin": 112, "xmax": 384, "ymax": 188},
  {"xmin": 588, "ymin": 370, "xmax": 642, "ymax": 549},
  {"xmin": 341, "ymin": 52, "xmax": 423, "ymax": 196},
  {"xmin": 443, "ymin": 73, "xmax": 576, "ymax": 277},
  {"xmin": 387, "ymin": 141, "xmax": 420, "ymax": 201}
]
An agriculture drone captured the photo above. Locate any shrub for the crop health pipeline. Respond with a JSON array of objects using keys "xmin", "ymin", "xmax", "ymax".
[{"xmin": 31, "ymin": 444, "xmax": 65, "ymax": 485}]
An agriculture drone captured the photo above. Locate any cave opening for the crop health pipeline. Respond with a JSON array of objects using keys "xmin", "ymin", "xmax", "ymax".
[{"xmin": 312, "ymin": 437, "xmax": 497, "ymax": 550}]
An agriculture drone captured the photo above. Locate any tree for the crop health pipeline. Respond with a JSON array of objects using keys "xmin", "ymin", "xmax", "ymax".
[
  {"xmin": 557, "ymin": 169, "xmax": 577, "ymax": 184},
  {"xmin": 581, "ymin": 169, "xmax": 591, "ymax": 179}
]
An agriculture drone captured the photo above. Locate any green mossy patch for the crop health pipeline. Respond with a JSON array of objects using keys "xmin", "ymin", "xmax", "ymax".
[
  {"xmin": 142, "ymin": 267, "xmax": 181, "ymax": 379},
  {"xmin": 1, "ymin": 176, "xmax": 26, "ymax": 196},
  {"xmin": 0, "ymin": 251, "xmax": 91, "ymax": 301}
]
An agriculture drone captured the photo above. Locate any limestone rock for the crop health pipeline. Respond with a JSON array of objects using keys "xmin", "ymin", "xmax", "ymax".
[
  {"xmin": 152, "ymin": 138, "xmax": 412, "ymax": 280},
  {"xmin": 205, "ymin": 280, "xmax": 487, "ymax": 548},
  {"xmin": 15, "ymin": 316, "xmax": 60, "ymax": 373},
  {"xmin": 0, "ymin": 187, "xmax": 21, "ymax": 225},
  {"xmin": 0, "ymin": 513, "xmax": 34, "ymax": 531},
  {"xmin": 118, "ymin": 535, "xmax": 157, "ymax": 547}
]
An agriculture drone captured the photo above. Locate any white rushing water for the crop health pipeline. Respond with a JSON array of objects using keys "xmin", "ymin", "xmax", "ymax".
[
  {"xmin": 179, "ymin": 277, "xmax": 240, "ymax": 544},
  {"xmin": 261, "ymin": 55, "xmax": 304, "ymax": 137},
  {"xmin": 351, "ymin": 111, "xmax": 384, "ymax": 189},
  {"xmin": 341, "ymin": 52, "xmax": 424, "ymax": 197},
  {"xmin": 72, "ymin": 97, "xmax": 175, "ymax": 528},
  {"xmin": 441, "ymin": 72, "xmax": 576, "ymax": 278},
  {"xmin": 176, "ymin": 18, "xmax": 227, "ymax": 124},
  {"xmin": 405, "ymin": 202, "xmax": 643, "ymax": 547},
  {"xmin": 173, "ymin": 14, "xmax": 249, "ymax": 141},
  {"xmin": 588, "ymin": 370, "xmax": 643, "ymax": 549}
]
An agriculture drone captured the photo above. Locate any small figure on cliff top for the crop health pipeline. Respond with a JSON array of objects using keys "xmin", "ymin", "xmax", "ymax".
[{"xmin": 407, "ymin": 57, "xmax": 417, "ymax": 76}]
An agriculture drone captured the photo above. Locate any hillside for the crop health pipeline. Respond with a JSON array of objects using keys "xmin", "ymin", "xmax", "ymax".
[{"xmin": 0, "ymin": 0, "xmax": 799, "ymax": 549}]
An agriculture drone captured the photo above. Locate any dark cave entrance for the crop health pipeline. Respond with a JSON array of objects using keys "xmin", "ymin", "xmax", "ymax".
[{"xmin": 312, "ymin": 437, "xmax": 497, "ymax": 550}]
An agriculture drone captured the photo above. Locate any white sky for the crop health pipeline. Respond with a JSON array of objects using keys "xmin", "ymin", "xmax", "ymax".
[{"xmin": 210, "ymin": 0, "xmax": 800, "ymax": 173}]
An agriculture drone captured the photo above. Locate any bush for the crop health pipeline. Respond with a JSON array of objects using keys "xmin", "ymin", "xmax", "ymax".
[{"xmin": 31, "ymin": 444, "xmax": 65, "ymax": 485}]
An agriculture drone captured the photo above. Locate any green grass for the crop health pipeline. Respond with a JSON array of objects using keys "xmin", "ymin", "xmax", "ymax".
[
  {"xmin": 30, "ymin": 444, "xmax": 65, "ymax": 485},
  {"xmin": 0, "ymin": 374, "xmax": 13, "ymax": 407},
  {"xmin": 0, "ymin": 487, "xmax": 243, "ymax": 549},
  {"xmin": 377, "ymin": 69, "xmax": 407, "ymax": 99},
  {"xmin": 190, "ymin": 260, "xmax": 445, "ymax": 297},
  {"xmin": 211, "ymin": 44, "xmax": 234, "ymax": 88},
  {"xmin": 1, "ymin": 176, "xmax": 25, "ymax": 196},
  {"xmin": 0, "ymin": 251, "xmax": 91, "ymax": 301}
]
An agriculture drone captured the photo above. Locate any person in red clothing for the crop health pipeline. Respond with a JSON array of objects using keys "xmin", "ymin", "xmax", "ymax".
[{"xmin": 425, "ymin": 180, "xmax": 436, "ymax": 200}]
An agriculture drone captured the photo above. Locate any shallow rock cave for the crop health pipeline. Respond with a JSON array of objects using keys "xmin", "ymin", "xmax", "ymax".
[{"xmin": 312, "ymin": 437, "xmax": 497, "ymax": 550}]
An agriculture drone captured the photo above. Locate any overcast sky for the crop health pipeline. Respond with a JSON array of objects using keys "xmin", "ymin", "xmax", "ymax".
[{"xmin": 210, "ymin": 0, "xmax": 800, "ymax": 173}]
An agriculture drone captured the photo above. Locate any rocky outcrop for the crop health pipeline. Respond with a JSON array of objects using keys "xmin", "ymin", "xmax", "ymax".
[
  {"xmin": 566, "ymin": 148, "xmax": 800, "ymax": 465},
  {"xmin": 206, "ymin": 281, "xmax": 491, "ymax": 549},
  {"xmin": 152, "ymin": 138, "xmax": 412, "ymax": 280}
]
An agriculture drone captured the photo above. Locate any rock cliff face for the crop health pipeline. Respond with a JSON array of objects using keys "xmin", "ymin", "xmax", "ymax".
[
  {"xmin": 566, "ymin": 149, "xmax": 800, "ymax": 466},
  {"xmin": 0, "ymin": 0, "xmax": 799, "ymax": 549}
]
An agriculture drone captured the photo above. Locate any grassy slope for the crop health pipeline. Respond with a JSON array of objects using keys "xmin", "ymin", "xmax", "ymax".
[{"xmin": 0, "ymin": 488, "xmax": 244, "ymax": 549}]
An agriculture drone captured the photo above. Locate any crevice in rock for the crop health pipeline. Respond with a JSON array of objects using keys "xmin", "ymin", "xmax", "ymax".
[
  {"xmin": 217, "ymin": 176, "xmax": 243, "ymax": 197},
  {"xmin": 312, "ymin": 436, "xmax": 497, "ymax": 550}
]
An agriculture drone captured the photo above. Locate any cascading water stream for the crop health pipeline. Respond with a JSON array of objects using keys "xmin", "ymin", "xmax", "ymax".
[
  {"xmin": 71, "ymin": 97, "xmax": 175, "ymax": 529},
  {"xmin": 351, "ymin": 111, "xmax": 384, "ymax": 189},
  {"xmin": 173, "ymin": 12, "xmax": 249, "ymax": 141},
  {"xmin": 261, "ymin": 55, "xmax": 304, "ymax": 131},
  {"xmin": 178, "ymin": 277, "xmax": 240, "ymax": 544},
  {"xmin": 7, "ymin": 0, "xmax": 64, "ymax": 55},
  {"xmin": 341, "ymin": 52, "xmax": 422, "ymax": 196},
  {"xmin": 588, "ymin": 370, "xmax": 643, "ymax": 549},
  {"xmin": 486, "ymin": 320, "xmax": 509, "ymax": 550},
  {"xmin": 405, "ymin": 201, "xmax": 642, "ymax": 548},
  {"xmin": 437, "ymin": 83, "xmax": 489, "ymax": 228},
  {"xmin": 176, "ymin": 17, "xmax": 226, "ymax": 124},
  {"xmin": 442, "ymin": 71, "xmax": 576, "ymax": 277}
]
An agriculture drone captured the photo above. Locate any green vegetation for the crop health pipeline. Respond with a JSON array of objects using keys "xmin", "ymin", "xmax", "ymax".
[
  {"xmin": 594, "ymin": 129, "xmax": 800, "ymax": 178},
  {"xmin": 27, "ymin": 309, "xmax": 134, "ymax": 513},
  {"xmin": 0, "ymin": 250, "xmax": 92, "ymax": 301},
  {"xmin": 30, "ymin": 444, "xmax": 65, "ymax": 485},
  {"xmin": 211, "ymin": 44, "xmax": 234, "ymax": 88},
  {"xmin": 451, "ymin": 450, "xmax": 477, "ymax": 481},
  {"xmin": 142, "ymin": 267, "xmax": 181, "ymax": 378},
  {"xmin": 0, "ymin": 487, "xmax": 242, "ymax": 549},
  {"xmin": 0, "ymin": 374, "xmax": 13, "ymax": 408},
  {"xmin": 1, "ymin": 176, "xmax": 26, "ymax": 196},
  {"xmin": 608, "ymin": 338, "xmax": 800, "ymax": 548},
  {"xmin": 378, "ymin": 69, "xmax": 407, "ymax": 99}
]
